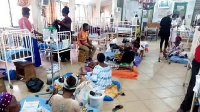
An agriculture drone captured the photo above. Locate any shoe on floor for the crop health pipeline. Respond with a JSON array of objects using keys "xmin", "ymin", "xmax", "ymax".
[{"xmin": 177, "ymin": 108, "xmax": 184, "ymax": 112}]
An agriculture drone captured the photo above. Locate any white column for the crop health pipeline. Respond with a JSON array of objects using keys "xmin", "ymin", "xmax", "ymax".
[
  {"xmin": 96, "ymin": 0, "xmax": 101, "ymax": 18},
  {"xmin": 69, "ymin": 0, "xmax": 75, "ymax": 31},
  {"xmin": 31, "ymin": 0, "xmax": 42, "ymax": 32},
  {"xmin": 112, "ymin": 0, "xmax": 117, "ymax": 21}
]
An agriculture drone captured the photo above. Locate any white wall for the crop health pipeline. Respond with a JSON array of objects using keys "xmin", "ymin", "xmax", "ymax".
[
  {"xmin": 153, "ymin": 0, "xmax": 195, "ymax": 26},
  {"xmin": 124, "ymin": 1, "xmax": 142, "ymax": 21}
]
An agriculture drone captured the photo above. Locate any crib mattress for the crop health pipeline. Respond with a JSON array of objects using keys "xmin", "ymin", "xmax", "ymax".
[{"xmin": 0, "ymin": 48, "xmax": 31, "ymax": 62}]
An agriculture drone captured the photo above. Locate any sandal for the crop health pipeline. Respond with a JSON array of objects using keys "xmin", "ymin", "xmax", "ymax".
[
  {"xmin": 118, "ymin": 92, "xmax": 125, "ymax": 96},
  {"xmin": 112, "ymin": 105, "xmax": 123, "ymax": 112}
]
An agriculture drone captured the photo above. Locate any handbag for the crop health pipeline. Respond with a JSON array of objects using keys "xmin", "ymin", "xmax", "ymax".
[{"xmin": 26, "ymin": 78, "xmax": 44, "ymax": 92}]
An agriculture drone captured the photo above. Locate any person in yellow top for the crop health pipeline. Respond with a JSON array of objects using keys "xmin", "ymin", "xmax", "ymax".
[{"xmin": 78, "ymin": 23, "xmax": 96, "ymax": 62}]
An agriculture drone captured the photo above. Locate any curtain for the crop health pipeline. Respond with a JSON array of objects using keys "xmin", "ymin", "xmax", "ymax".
[
  {"xmin": 18, "ymin": 0, "xmax": 31, "ymax": 7},
  {"xmin": 46, "ymin": 0, "xmax": 57, "ymax": 24}
]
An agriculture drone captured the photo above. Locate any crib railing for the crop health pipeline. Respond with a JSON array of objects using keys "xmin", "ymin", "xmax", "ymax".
[{"xmin": 0, "ymin": 29, "xmax": 33, "ymax": 62}]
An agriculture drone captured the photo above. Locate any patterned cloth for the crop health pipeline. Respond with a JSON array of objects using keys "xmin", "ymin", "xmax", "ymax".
[
  {"xmin": 85, "ymin": 65, "xmax": 112, "ymax": 90},
  {"xmin": 168, "ymin": 42, "xmax": 183, "ymax": 57},
  {"xmin": 0, "ymin": 92, "xmax": 12, "ymax": 111}
]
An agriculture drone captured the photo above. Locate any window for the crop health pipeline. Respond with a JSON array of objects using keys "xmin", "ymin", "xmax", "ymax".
[
  {"xmin": 0, "ymin": 0, "xmax": 32, "ymax": 27},
  {"xmin": 10, "ymin": 0, "xmax": 32, "ymax": 27},
  {"xmin": 0, "ymin": 0, "xmax": 11, "ymax": 27}
]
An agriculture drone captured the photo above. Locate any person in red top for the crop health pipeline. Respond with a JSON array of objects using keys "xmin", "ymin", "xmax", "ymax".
[
  {"xmin": 177, "ymin": 45, "xmax": 200, "ymax": 112},
  {"xmin": 78, "ymin": 23, "xmax": 96, "ymax": 62},
  {"xmin": 18, "ymin": 7, "xmax": 42, "ymax": 67}
]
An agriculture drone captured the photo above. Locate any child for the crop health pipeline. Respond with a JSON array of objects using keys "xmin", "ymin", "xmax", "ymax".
[
  {"xmin": 132, "ymin": 37, "xmax": 140, "ymax": 54},
  {"xmin": 139, "ymin": 36, "xmax": 148, "ymax": 58},
  {"xmin": 168, "ymin": 36, "xmax": 187, "ymax": 58}
]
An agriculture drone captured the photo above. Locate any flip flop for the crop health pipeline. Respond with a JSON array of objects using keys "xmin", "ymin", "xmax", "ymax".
[{"xmin": 112, "ymin": 105, "xmax": 123, "ymax": 112}]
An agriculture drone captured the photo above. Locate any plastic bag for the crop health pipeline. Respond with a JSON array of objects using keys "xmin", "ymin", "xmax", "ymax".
[{"xmin": 74, "ymin": 81, "xmax": 92, "ymax": 106}]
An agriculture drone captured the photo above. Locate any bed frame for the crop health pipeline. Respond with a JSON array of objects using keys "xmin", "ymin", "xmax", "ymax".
[
  {"xmin": 74, "ymin": 17, "xmax": 108, "ymax": 50},
  {"xmin": 0, "ymin": 29, "xmax": 33, "ymax": 88},
  {"xmin": 42, "ymin": 31, "xmax": 72, "ymax": 70},
  {"xmin": 113, "ymin": 21, "xmax": 139, "ymax": 38}
]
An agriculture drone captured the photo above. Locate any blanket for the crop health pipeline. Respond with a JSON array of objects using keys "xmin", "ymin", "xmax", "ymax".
[{"xmin": 112, "ymin": 66, "xmax": 138, "ymax": 79}]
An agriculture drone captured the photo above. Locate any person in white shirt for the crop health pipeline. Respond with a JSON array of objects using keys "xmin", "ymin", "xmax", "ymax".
[
  {"xmin": 170, "ymin": 14, "xmax": 179, "ymax": 47},
  {"xmin": 132, "ymin": 14, "xmax": 139, "ymax": 25},
  {"xmin": 139, "ymin": 36, "xmax": 148, "ymax": 58}
]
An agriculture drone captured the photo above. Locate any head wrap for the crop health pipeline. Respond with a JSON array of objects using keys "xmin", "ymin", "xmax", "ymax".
[
  {"xmin": 22, "ymin": 7, "xmax": 30, "ymax": 15},
  {"xmin": 0, "ymin": 92, "xmax": 12, "ymax": 111},
  {"xmin": 62, "ymin": 6, "xmax": 70, "ymax": 14},
  {"xmin": 64, "ymin": 76, "xmax": 79, "ymax": 90},
  {"xmin": 167, "ymin": 11, "xmax": 172, "ymax": 16},
  {"xmin": 176, "ymin": 36, "xmax": 182, "ymax": 42}
]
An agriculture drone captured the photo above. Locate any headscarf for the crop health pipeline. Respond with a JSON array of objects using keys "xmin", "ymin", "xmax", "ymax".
[
  {"xmin": 0, "ymin": 92, "xmax": 13, "ymax": 111},
  {"xmin": 62, "ymin": 6, "xmax": 70, "ymax": 14},
  {"xmin": 175, "ymin": 36, "xmax": 182, "ymax": 46},
  {"xmin": 64, "ymin": 76, "xmax": 79, "ymax": 90},
  {"xmin": 167, "ymin": 11, "xmax": 172, "ymax": 16}
]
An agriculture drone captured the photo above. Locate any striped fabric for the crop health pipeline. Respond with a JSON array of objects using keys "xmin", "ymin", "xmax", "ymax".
[{"xmin": 86, "ymin": 65, "xmax": 112, "ymax": 90}]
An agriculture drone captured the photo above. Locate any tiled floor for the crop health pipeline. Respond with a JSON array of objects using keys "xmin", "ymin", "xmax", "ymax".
[{"xmin": 1, "ymin": 40, "xmax": 191, "ymax": 112}]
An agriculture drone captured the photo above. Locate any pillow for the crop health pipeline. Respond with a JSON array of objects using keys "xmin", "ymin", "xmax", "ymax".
[{"xmin": 62, "ymin": 39, "xmax": 69, "ymax": 49}]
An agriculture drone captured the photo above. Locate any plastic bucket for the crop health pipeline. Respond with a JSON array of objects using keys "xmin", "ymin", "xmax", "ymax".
[{"xmin": 89, "ymin": 91, "xmax": 105, "ymax": 110}]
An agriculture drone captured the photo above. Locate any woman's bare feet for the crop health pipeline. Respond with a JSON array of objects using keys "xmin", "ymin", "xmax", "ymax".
[{"xmin": 79, "ymin": 67, "xmax": 86, "ymax": 75}]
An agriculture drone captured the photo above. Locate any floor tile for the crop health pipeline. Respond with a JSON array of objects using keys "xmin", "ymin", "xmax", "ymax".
[
  {"xmin": 124, "ymin": 81, "xmax": 146, "ymax": 90},
  {"xmin": 122, "ymin": 101, "xmax": 151, "ymax": 112},
  {"xmin": 117, "ymin": 90, "xmax": 139, "ymax": 103},
  {"xmin": 143, "ymin": 99, "xmax": 173, "ymax": 112},
  {"xmin": 162, "ymin": 97, "xmax": 182, "ymax": 110},
  {"xmin": 155, "ymin": 78, "xmax": 177, "ymax": 87},
  {"xmin": 150, "ymin": 88, "xmax": 176, "ymax": 98},
  {"xmin": 132, "ymin": 89, "xmax": 159, "ymax": 100},
  {"xmin": 166, "ymin": 86, "xmax": 186, "ymax": 96},
  {"xmin": 140, "ymin": 80, "xmax": 163, "ymax": 89}
]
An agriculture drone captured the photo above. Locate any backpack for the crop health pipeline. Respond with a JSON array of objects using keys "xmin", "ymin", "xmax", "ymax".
[{"xmin": 26, "ymin": 78, "xmax": 44, "ymax": 93}]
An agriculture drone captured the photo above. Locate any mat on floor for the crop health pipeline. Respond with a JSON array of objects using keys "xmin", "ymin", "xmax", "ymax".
[{"xmin": 112, "ymin": 66, "xmax": 138, "ymax": 79}]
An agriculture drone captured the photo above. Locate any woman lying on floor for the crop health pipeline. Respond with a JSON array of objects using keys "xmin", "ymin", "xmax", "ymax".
[{"xmin": 80, "ymin": 53, "xmax": 112, "ymax": 90}]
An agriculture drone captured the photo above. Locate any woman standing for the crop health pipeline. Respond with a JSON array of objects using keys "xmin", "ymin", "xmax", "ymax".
[
  {"xmin": 56, "ymin": 6, "xmax": 72, "ymax": 32},
  {"xmin": 53, "ymin": 6, "xmax": 72, "ymax": 62},
  {"xmin": 170, "ymin": 14, "xmax": 178, "ymax": 47},
  {"xmin": 18, "ymin": 7, "xmax": 42, "ymax": 67},
  {"xmin": 159, "ymin": 11, "xmax": 172, "ymax": 53}
]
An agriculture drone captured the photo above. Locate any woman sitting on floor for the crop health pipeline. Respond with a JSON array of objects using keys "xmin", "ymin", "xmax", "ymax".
[
  {"xmin": 168, "ymin": 36, "xmax": 187, "ymax": 58},
  {"xmin": 116, "ymin": 42, "xmax": 135, "ymax": 71},
  {"xmin": 50, "ymin": 75, "xmax": 81, "ymax": 112},
  {"xmin": 80, "ymin": 53, "xmax": 112, "ymax": 90},
  {"xmin": 0, "ymin": 92, "xmax": 21, "ymax": 112}
]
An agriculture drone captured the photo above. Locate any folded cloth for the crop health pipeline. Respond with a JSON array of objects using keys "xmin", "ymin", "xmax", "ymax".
[{"xmin": 193, "ymin": 75, "xmax": 200, "ymax": 94}]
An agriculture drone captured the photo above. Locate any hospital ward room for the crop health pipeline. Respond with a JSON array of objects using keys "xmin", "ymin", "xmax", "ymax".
[{"xmin": 1, "ymin": 0, "xmax": 200, "ymax": 112}]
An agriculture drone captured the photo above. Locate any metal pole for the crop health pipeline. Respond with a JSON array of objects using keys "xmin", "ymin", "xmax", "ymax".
[{"xmin": 7, "ymin": 0, "xmax": 13, "ymax": 27}]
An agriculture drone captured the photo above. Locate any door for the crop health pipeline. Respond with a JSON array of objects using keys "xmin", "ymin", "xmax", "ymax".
[{"xmin": 173, "ymin": 2, "xmax": 188, "ymax": 18}]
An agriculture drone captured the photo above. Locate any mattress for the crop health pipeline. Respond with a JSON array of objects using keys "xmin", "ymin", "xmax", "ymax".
[
  {"xmin": 0, "ymin": 48, "xmax": 31, "ymax": 62},
  {"xmin": 38, "ymin": 42, "xmax": 72, "ymax": 50},
  {"xmin": 116, "ymin": 27, "xmax": 132, "ymax": 33}
]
